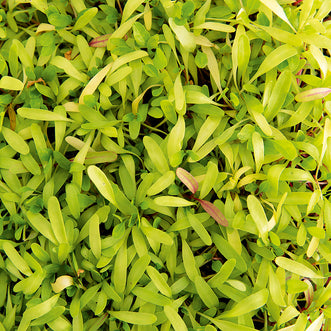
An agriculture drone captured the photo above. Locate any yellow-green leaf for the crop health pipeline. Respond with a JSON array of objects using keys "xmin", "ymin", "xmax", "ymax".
[
  {"xmin": 221, "ymin": 289, "xmax": 268, "ymax": 318},
  {"xmin": 275, "ymin": 257, "xmax": 324, "ymax": 278},
  {"xmin": 1, "ymin": 127, "xmax": 29, "ymax": 155},
  {"xmin": 143, "ymin": 136, "xmax": 169, "ymax": 173},
  {"xmin": 3, "ymin": 242, "xmax": 32, "ymax": 277},
  {"xmin": 169, "ymin": 17, "xmax": 196, "ymax": 52},
  {"xmin": 154, "ymin": 196, "xmax": 195, "ymax": 207},
  {"xmin": 17, "ymin": 108, "xmax": 71, "ymax": 122},
  {"xmin": 48, "ymin": 196, "xmax": 68, "ymax": 245},
  {"xmin": 164, "ymin": 305, "xmax": 188, "ymax": 331},
  {"xmin": 0, "ymin": 76, "xmax": 24, "ymax": 90},
  {"xmin": 109, "ymin": 311, "xmax": 157, "ymax": 325},
  {"xmin": 249, "ymin": 44, "xmax": 297, "ymax": 83}
]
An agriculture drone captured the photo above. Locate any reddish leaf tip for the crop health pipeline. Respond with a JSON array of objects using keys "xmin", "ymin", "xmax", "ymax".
[
  {"xmin": 198, "ymin": 199, "xmax": 228, "ymax": 227},
  {"xmin": 176, "ymin": 167, "xmax": 199, "ymax": 194}
]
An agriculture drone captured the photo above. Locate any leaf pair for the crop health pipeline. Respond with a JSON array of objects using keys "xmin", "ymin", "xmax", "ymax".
[{"xmin": 176, "ymin": 167, "xmax": 228, "ymax": 226}]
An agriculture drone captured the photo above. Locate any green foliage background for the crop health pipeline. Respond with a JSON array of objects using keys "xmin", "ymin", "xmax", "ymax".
[{"xmin": 0, "ymin": 0, "xmax": 330, "ymax": 330}]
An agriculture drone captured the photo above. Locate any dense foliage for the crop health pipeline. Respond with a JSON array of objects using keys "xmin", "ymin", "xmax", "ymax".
[{"xmin": 0, "ymin": 0, "xmax": 330, "ymax": 330}]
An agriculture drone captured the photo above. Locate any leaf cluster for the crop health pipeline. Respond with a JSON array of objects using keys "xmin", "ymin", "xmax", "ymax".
[{"xmin": 0, "ymin": 0, "xmax": 330, "ymax": 330}]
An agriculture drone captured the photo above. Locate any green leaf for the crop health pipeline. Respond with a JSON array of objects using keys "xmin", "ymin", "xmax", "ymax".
[
  {"xmin": 22, "ymin": 294, "xmax": 60, "ymax": 320},
  {"xmin": 182, "ymin": 239, "xmax": 200, "ymax": 281},
  {"xmin": 194, "ymin": 22, "xmax": 235, "ymax": 33},
  {"xmin": 146, "ymin": 266, "xmax": 172, "ymax": 297},
  {"xmin": 249, "ymin": 44, "xmax": 297, "ymax": 83},
  {"xmin": 87, "ymin": 165, "xmax": 117, "ymax": 207},
  {"xmin": 109, "ymin": 311, "xmax": 157, "ymax": 325},
  {"xmin": 143, "ymin": 136, "xmax": 169, "ymax": 174},
  {"xmin": 154, "ymin": 196, "xmax": 195, "ymax": 207},
  {"xmin": 221, "ymin": 289, "xmax": 269, "ymax": 318},
  {"xmin": 153, "ymin": 48, "xmax": 167, "ymax": 70},
  {"xmin": 89, "ymin": 214, "xmax": 101, "ymax": 259},
  {"xmin": 247, "ymin": 195, "xmax": 268, "ymax": 243},
  {"xmin": 72, "ymin": 7, "xmax": 98, "ymax": 31},
  {"xmin": 164, "ymin": 305, "xmax": 188, "ymax": 331},
  {"xmin": 259, "ymin": 0, "xmax": 295, "ymax": 31},
  {"xmin": 17, "ymin": 108, "xmax": 71, "ymax": 122},
  {"xmin": 187, "ymin": 210, "xmax": 212, "ymax": 246},
  {"xmin": 169, "ymin": 17, "xmax": 196, "ymax": 52},
  {"xmin": 194, "ymin": 275, "xmax": 218, "ymax": 308},
  {"xmin": 126, "ymin": 254, "xmax": 151, "ymax": 293},
  {"xmin": 3, "ymin": 242, "xmax": 32, "ymax": 277},
  {"xmin": 121, "ymin": 0, "xmax": 145, "ymax": 23},
  {"xmin": 275, "ymin": 257, "xmax": 324, "ymax": 278},
  {"xmin": 0, "ymin": 76, "xmax": 24, "ymax": 90},
  {"xmin": 1, "ymin": 127, "xmax": 29, "ymax": 155},
  {"xmin": 51, "ymin": 275, "xmax": 74, "ymax": 293},
  {"xmin": 51, "ymin": 56, "xmax": 88, "ymax": 82},
  {"xmin": 48, "ymin": 196, "xmax": 68, "ymax": 245},
  {"xmin": 195, "ymin": 51, "xmax": 208, "ymax": 68}
]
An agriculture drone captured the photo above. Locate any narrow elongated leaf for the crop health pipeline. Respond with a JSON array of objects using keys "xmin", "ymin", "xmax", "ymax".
[
  {"xmin": 72, "ymin": 7, "xmax": 97, "ymax": 31},
  {"xmin": 169, "ymin": 18, "xmax": 196, "ymax": 52},
  {"xmin": 252, "ymin": 132, "xmax": 264, "ymax": 173},
  {"xmin": 306, "ymin": 314, "xmax": 324, "ymax": 331},
  {"xmin": 89, "ymin": 214, "xmax": 101, "ymax": 259},
  {"xmin": 126, "ymin": 254, "xmax": 151, "ymax": 293},
  {"xmin": 51, "ymin": 56, "xmax": 89, "ymax": 82},
  {"xmin": 256, "ymin": 24, "xmax": 302, "ymax": 47},
  {"xmin": 143, "ymin": 136, "xmax": 169, "ymax": 174},
  {"xmin": 295, "ymin": 88, "xmax": 331, "ymax": 102},
  {"xmin": 194, "ymin": 275, "xmax": 218, "ymax": 308},
  {"xmin": 141, "ymin": 226, "xmax": 173, "ymax": 246},
  {"xmin": 164, "ymin": 305, "xmax": 188, "ymax": 331},
  {"xmin": 132, "ymin": 287, "xmax": 172, "ymax": 306},
  {"xmin": 264, "ymin": 70, "xmax": 292, "ymax": 121},
  {"xmin": 275, "ymin": 257, "xmax": 324, "ymax": 278},
  {"xmin": 167, "ymin": 115, "xmax": 185, "ymax": 166},
  {"xmin": 23, "ymin": 294, "xmax": 60, "ymax": 320},
  {"xmin": 194, "ymin": 22, "xmax": 235, "ymax": 33},
  {"xmin": 0, "ymin": 76, "xmax": 24, "ymax": 90},
  {"xmin": 249, "ymin": 45, "xmax": 297, "ymax": 83},
  {"xmin": 202, "ymin": 46, "xmax": 222, "ymax": 92},
  {"xmin": 198, "ymin": 199, "xmax": 228, "ymax": 226},
  {"xmin": 3, "ymin": 242, "xmax": 32, "ymax": 277},
  {"xmin": 187, "ymin": 211, "xmax": 212, "ymax": 246},
  {"xmin": 182, "ymin": 239, "xmax": 200, "ymax": 281},
  {"xmin": 192, "ymin": 116, "xmax": 221, "ymax": 152},
  {"xmin": 17, "ymin": 108, "xmax": 71, "ymax": 122},
  {"xmin": 221, "ymin": 289, "xmax": 268, "ymax": 318},
  {"xmin": 26, "ymin": 211, "xmax": 58, "ymax": 245},
  {"xmin": 146, "ymin": 266, "xmax": 172, "ymax": 297},
  {"xmin": 77, "ymin": 35, "xmax": 92, "ymax": 67},
  {"xmin": 201, "ymin": 314, "xmax": 258, "ymax": 331},
  {"xmin": 208, "ymin": 259, "xmax": 236, "ymax": 288},
  {"xmin": 122, "ymin": 0, "xmax": 145, "ymax": 22},
  {"xmin": 247, "ymin": 195, "xmax": 268, "ymax": 243},
  {"xmin": 199, "ymin": 161, "xmax": 218, "ymax": 199},
  {"xmin": 48, "ymin": 196, "xmax": 68, "ymax": 245},
  {"xmin": 1, "ymin": 127, "xmax": 29, "ymax": 155},
  {"xmin": 268, "ymin": 264, "xmax": 286, "ymax": 306},
  {"xmin": 154, "ymin": 196, "xmax": 194, "ymax": 207},
  {"xmin": 174, "ymin": 73, "xmax": 185, "ymax": 114},
  {"xmin": 109, "ymin": 311, "xmax": 157, "ymax": 325},
  {"xmin": 176, "ymin": 167, "xmax": 198, "ymax": 194},
  {"xmin": 79, "ymin": 63, "xmax": 112, "ymax": 103},
  {"xmin": 259, "ymin": 0, "xmax": 295, "ymax": 31},
  {"xmin": 87, "ymin": 166, "xmax": 117, "ymax": 207}
]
